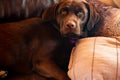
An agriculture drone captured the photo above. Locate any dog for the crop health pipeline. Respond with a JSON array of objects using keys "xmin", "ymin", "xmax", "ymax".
[
  {"xmin": 42, "ymin": 0, "xmax": 120, "ymax": 39},
  {"xmin": 0, "ymin": 18, "xmax": 73, "ymax": 80}
]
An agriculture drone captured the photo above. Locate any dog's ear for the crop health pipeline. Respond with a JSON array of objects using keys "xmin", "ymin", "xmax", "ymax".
[
  {"xmin": 84, "ymin": 2, "xmax": 99, "ymax": 31},
  {"xmin": 42, "ymin": 3, "xmax": 60, "ymax": 21}
]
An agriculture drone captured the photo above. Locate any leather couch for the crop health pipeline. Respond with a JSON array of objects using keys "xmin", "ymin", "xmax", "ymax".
[{"xmin": 0, "ymin": 0, "xmax": 60, "ymax": 23}]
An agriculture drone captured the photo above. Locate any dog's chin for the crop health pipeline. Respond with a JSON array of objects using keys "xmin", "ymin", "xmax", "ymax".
[{"xmin": 63, "ymin": 33, "xmax": 80, "ymax": 39}]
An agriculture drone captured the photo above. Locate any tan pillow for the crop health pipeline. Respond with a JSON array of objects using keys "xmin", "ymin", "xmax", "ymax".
[
  {"xmin": 68, "ymin": 37, "xmax": 120, "ymax": 80},
  {"xmin": 113, "ymin": 0, "xmax": 120, "ymax": 8},
  {"xmin": 99, "ymin": 0, "xmax": 120, "ymax": 8}
]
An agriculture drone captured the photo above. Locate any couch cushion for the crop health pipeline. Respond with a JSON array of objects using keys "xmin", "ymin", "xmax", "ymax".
[{"xmin": 68, "ymin": 37, "xmax": 120, "ymax": 80}]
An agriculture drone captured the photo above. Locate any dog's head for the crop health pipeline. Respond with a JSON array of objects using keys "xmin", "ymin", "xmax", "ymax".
[{"xmin": 42, "ymin": 0, "xmax": 99, "ymax": 39}]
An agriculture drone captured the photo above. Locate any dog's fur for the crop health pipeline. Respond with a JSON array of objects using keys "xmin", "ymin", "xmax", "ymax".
[
  {"xmin": 42, "ymin": 0, "xmax": 120, "ymax": 38},
  {"xmin": 0, "ymin": 18, "xmax": 73, "ymax": 80}
]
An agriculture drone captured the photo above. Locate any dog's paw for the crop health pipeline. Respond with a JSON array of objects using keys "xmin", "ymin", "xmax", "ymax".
[{"xmin": 0, "ymin": 70, "xmax": 8, "ymax": 78}]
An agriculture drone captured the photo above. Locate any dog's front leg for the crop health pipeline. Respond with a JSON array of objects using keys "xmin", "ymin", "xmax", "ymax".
[{"xmin": 32, "ymin": 59, "xmax": 70, "ymax": 80}]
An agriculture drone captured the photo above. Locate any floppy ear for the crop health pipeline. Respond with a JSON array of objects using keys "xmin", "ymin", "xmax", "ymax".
[
  {"xmin": 42, "ymin": 3, "xmax": 59, "ymax": 21},
  {"xmin": 84, "ymin": 2, "xmax": 99, "ymax": 31}
]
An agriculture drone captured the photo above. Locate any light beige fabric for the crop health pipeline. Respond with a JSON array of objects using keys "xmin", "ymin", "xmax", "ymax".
[
  {"xmin": 113, "ymin": 0, "xmax": 120, "ymax": 8},
  {"xmin": 99, "ymin": 0, "xmax": 120, "ymax": 8},
  {"xmin": 68, "ymin": 37, "xmax": 120, "ymax": 80}
]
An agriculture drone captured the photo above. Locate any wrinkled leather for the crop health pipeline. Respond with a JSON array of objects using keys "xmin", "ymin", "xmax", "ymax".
[{"xmin": 0, "ymin": 0, "xmax": 60, "ymax": 22}]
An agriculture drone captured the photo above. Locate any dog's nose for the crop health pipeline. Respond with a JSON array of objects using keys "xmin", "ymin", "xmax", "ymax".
[{"xmin": 66, "ymin": 21, "xmax": 76, "ymax": 29}]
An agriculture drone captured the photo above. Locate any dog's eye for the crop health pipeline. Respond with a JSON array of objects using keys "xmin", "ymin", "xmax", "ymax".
[
  {"xmin": 60, "ymin": 7, "xmax": 68, "ymax": 15},
  {"xmin": 77, "ymin": 12, "xmax": 84, "ymax": 18},
  {"xmin": 75, "ymin": 9, "xmax": 83, "ymax": 18}
]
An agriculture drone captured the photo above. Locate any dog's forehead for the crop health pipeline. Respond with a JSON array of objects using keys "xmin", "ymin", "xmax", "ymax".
[{"xmin": 58, "ymin": 1, "xmax": 86, "ymax": 11}]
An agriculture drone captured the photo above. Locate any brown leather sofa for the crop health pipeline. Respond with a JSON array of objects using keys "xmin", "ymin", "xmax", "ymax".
[{"xmin": 0, "ymin": 0, "xmax": 60, "ymax": 23}]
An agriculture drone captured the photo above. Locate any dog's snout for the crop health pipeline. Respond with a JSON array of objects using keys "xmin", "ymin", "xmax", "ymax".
[{"xmin": 66, "ymin": 21, "xmax": 76, "ymax": 29}]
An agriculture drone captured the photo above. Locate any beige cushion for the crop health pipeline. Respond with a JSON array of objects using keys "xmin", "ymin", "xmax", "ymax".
[
  {"xmin": 68, "ymin": 37, "xmax": 120, "ymax": 80},
  {"xmin": 99, "ymin": 0, "xmax": 120, "ymax": 8},
  {"xmin": 113, "ymin": 0, "xmax": 120, "ymax": 8}
]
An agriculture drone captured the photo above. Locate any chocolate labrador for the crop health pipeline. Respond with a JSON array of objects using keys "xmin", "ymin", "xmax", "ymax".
[
  {"xmin": 0, "ymin": 18, "xmax": 73, "ymax": 80},
  {"xmin": 42, "ymin": 0, "xmax": 120, "ymax": 38}
]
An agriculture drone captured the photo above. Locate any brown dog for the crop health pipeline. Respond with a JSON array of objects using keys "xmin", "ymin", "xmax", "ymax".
[
  {"xmin": 0, "ymin": 18, "xmax": 73, "ymax": 80},
  {"xmin": 42, "ymin": 0, "xmax": 120, "ymax": 38}
]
